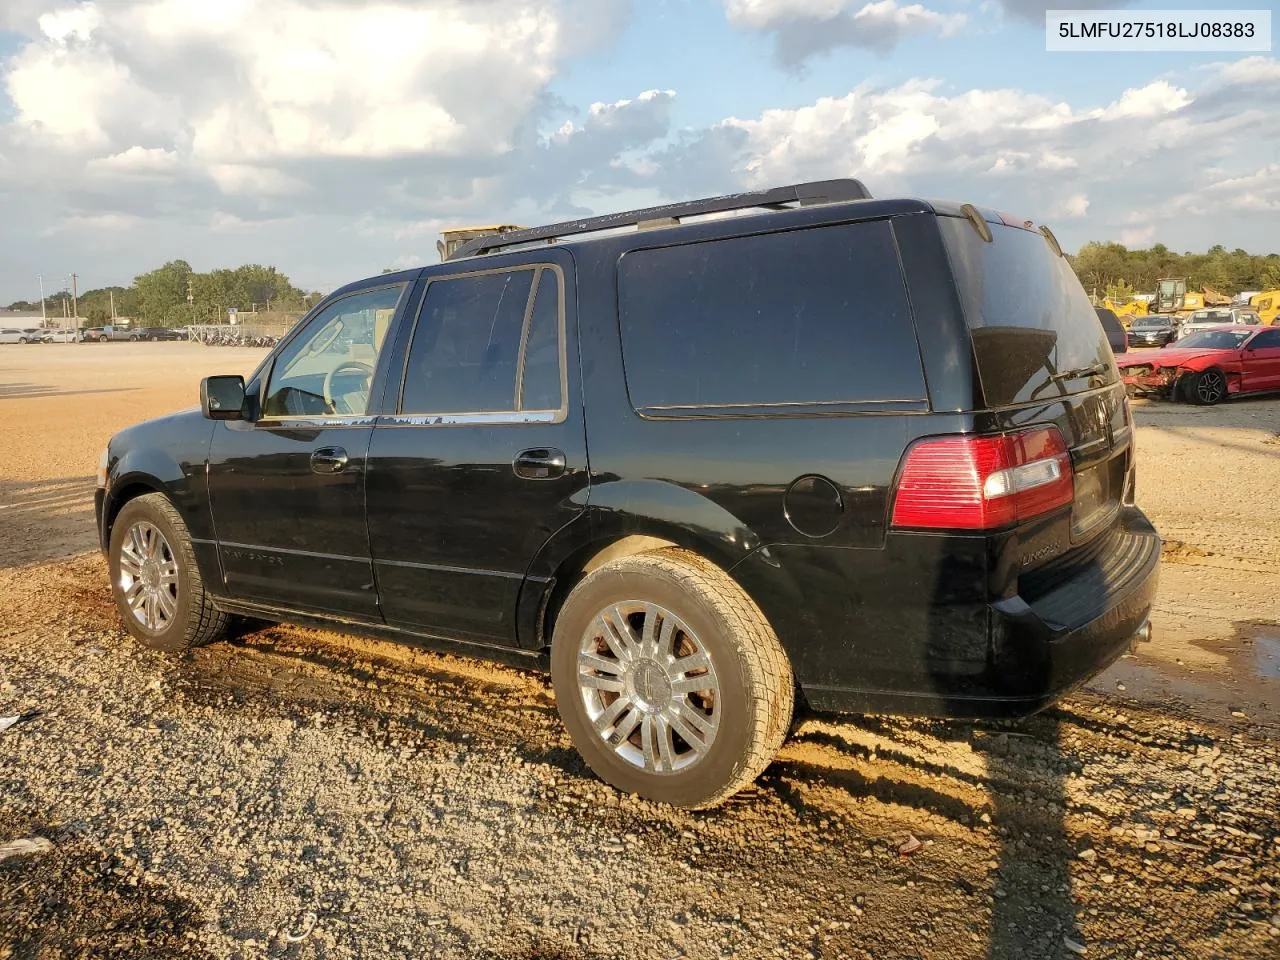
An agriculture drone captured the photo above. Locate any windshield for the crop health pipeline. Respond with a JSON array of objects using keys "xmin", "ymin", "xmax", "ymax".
[
  {"xmin": 1176, "ymin": 330, "xmax": 1249, "ymax": 349},
  {"xmin": 1189, "ymin": 311, "xmax": 1230, "ymax": 322},
  {"xmin": 1133, "ymin": 318, "xmax": 1165, "ymax": 327},
  {"xmin": 939, "ymin": 217, "xmax": 1116, "ymax": 406}
]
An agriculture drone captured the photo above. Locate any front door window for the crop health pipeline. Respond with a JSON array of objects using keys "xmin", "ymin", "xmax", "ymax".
[{"xmin": 263, "ymin": 285, "xmax": 404, "ymax": 418}]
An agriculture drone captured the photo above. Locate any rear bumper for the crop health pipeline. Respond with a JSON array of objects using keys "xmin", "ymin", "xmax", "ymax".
[
  {"xmin": 802, "ymin": 507, "xmax": 1160, "ymax": 718},
  {"xmin": 983, "ymin": 507, "xmax": 1159, "ymax": 713}
]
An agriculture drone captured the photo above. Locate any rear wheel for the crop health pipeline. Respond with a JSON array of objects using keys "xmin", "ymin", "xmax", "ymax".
[
  {"xmin": 108, "ymin": 493, "xmax": 228, "ymax": 652},
  {"xmin": 551, "ymin": 548, "xmax": 793, "ymax": 808},
  {"xmin": 1183, "ymin": 368, "xmax": 1227, "ymax": 405}
]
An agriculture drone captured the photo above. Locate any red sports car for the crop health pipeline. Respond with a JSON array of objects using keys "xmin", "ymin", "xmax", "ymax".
[{"xmin": 1117, "ymin": 326, "xmax": 1280, "ymax": 404}]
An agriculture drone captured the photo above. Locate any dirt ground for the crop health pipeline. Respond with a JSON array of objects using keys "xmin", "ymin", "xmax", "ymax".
[{"xmin": 0, "ymin": 342, "xmax": 1277, "ymax": 960}]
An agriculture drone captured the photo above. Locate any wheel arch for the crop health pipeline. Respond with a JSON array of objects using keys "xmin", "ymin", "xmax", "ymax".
[
  {"xmin": 517, "ymin": 478, "xmax": 790, "ymax": 655},
  {"xmin": 103, "ymin": 449, "xmax": 221, "ymax": 588}
]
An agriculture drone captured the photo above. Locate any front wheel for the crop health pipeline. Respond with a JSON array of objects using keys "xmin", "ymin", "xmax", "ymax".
[
  {"xmin": 551, "ymin": 548, "xmax": 794, "ymax": 809},
  {"xmin": 108, "ymin": 493, "xmax": 228, "ymax": 652},
  {"xmin": 1183, "ymin": 368, "xmax": 1227, "ymax": 405}
]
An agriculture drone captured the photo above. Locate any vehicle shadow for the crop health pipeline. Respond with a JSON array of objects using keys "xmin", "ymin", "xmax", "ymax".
[
  {"xmin": 923, "ymin": 543, "xmax": 1107, "ymax": 956},
  {"xmin": 0, "ymin": 382, "xmax": 138, "ymax": 400},
  {"xmin": 0, "ymin": 476, "xmax": 99, "ymax": 569}
]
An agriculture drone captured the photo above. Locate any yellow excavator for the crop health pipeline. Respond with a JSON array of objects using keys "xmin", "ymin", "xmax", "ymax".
[
  {"xmin": 1101, "ymin": 297, "xmax": 1149, "ymax": 321},
  {"xmin": 1150, "ymin": 278, "xmax": 1232, "ymax": 319},
  {"xmin": 1249, "ymin": 289, "xmax": 1280, "ymax": 325}
]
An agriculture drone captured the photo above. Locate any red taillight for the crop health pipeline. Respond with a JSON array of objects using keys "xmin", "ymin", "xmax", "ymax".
[{"xmin": 891, "ymin": 427, "xmax": 1074, "ymax": 530}]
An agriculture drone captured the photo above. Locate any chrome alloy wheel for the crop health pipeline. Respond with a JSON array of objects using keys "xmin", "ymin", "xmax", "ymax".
[
  {"xmin": 118, "ymin": 520, "xmax": 179, "ymax": 633},
  {"xmin": 1196, "ymin": 370, "xmax": 1226, "ymax": 404},
  {"xmin": 577, "ymin": 601, "xmax": 720, "ymax": 774}
]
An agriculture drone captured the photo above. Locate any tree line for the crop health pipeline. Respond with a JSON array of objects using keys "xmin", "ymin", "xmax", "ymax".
[
  {"xmin": 1068, "ymin": 242, "xmax": 1280, "ymax": 302},
  {"xmin": 6, "ymin": 260, "xmax": 319, "ymax": 326}
]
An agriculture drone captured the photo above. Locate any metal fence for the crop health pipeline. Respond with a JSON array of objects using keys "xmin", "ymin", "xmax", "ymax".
[{"xmin": 187, "ymin": 312, "xmax": 303, "ymax": 346}]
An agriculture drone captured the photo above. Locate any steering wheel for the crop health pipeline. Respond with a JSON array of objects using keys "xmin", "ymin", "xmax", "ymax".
[
  {"xmin": 307, "ymin": 324, "xmax": 342, "ymax": 357},
  {"xmin": 323, "ymin": 360, "xmax": 374, "ymax": 414}
]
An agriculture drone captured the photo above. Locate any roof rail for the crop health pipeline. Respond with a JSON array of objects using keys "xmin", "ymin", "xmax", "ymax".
[{"xmin": 447, "ymin": 179, "xmax": 871, "ymax": 260}]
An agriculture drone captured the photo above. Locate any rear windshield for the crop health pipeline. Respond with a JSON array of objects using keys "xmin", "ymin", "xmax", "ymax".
[{"xmin": 939, "ymin": 217, "xmax": 1116, "ymax": 407}]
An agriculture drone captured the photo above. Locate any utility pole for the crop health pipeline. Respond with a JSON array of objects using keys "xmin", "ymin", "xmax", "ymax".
[
  {"xmin": 37, "ymin": 275, "xmax": 46, "ymax": 326},
  {"xmin": 110, "ymin": 289, "xmax": 116, "ymax": 321},
  {"xmin": 71, "ymin": 273, "xmax": 79, "ymax": 327}
]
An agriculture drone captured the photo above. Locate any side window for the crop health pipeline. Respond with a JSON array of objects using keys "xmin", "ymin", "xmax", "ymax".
[
  {"xmin": 518, "ymin": 268, "xmax": 564, "ymax": 411},
  {"xmin": 400, "ymin": 267, "xmax": 563, "ymax": 415},
  {"xmin": 617, "ymin": 221, "xmax": 925, "ymax": 411},
  {"xmin": 262, "ymin": 285, "xmax": 404, "ymax": 418},
  {"xmin": 1249, "ymin": 330, "xmax": 1280, "ymax": 348}
]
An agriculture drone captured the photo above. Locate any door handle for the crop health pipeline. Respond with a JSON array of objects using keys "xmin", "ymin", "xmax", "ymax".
[
  {"xmin": 513, "ymin": 448, "xmax": 566, "ymax": 480},
  {"xmin": 311, "ymin": 446, "xmax": 349, "ymax": 475}
]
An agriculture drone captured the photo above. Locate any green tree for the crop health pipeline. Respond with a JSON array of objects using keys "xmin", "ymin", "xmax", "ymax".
[{"xmin": 134, "ymin": 260, "xmax": 194, "ymax": 322}]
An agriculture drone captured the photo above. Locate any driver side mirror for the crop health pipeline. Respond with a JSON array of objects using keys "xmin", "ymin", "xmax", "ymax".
[{"xmin": 200, "ymin": 375, "xmax": 246, "ymax": 421}]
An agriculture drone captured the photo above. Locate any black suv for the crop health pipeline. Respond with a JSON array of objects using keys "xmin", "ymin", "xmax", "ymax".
[{"xmin": 96, "ymin": 180, "xmax": 1159, "ymax": 808}]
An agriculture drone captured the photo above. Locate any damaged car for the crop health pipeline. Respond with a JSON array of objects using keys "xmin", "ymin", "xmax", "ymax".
[{"xmin": 1116, "ymin": 326, "xmax": 1280, "ymax": 405}]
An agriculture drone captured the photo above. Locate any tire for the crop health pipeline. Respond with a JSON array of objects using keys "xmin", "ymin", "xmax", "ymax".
[
  {"xmin": 1183, "ymin": 368, "xmax": 1227, "ymax": 405},
  {"xmin": 550, "ymin": 548, "xmax": 793, "ymax": 809},
  {"xmin": 108, "ymin": 493, "xmax": 228, "ymax": 652},
  {"xmin": 129, "ymin": 335, "xmax": 138, "ymax": 342},
  {"xmin": 18, "ymin": 337, "xmax": 28, "ymax": 344}
]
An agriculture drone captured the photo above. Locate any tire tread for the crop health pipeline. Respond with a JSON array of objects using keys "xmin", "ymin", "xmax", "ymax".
[
  {"xmin": 124, "ymin": 493, "xmax": 228, "ymax": 650},
  {"xmin": 563, "ymin": 547, "xmax": 794, "ymax": 808}
]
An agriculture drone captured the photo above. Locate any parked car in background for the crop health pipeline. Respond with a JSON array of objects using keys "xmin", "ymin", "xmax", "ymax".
[
  {"xmin": 80, "ymin": 325, "xmax": 142, "ymax": 342},
  {"xmin": 1117, "ymin": 326, "xmax": 1280, "ymax": 404},
  {"xmin": 1178, "ymin": 308, "xmax": 1251, "ymax": 339},
  {"xmin": 41, "ymin": 329, "xmax": 79, "ymax": 343},
  {"xmin": 1096, "ymin": 307, "xmax": 1128, "ymax": 354},
  {"xmin": 1126, "ymin": 316, "xmax": 1177, "ymax": 348},
  {"xmin": 0, "ymin": 327, "xmax": 44, "ymax": 344},
  {"xmin": 94, "ymin": 180, "xmax": 1158, "ymax": 808},
  {"xmin": 137, "ymin": 327, "xmax": 185, "ymax": 341}
]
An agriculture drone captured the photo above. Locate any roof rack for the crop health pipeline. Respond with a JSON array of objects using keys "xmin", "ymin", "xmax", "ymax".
[{"xmin": 447, "ymin": 179, "xmax": 872, "ymax": 260}]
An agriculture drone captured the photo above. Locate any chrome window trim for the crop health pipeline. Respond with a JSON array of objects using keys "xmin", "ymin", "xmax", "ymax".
[
  {"xmin": 255, "ymin": 416, "xmax": 380, "ymax": 429},
  {"xmin": 378, "ymin": 410, "xmax": 559, "ymax": 427},
  {"xmin": 396, "ymin": 263, "xmax": 569, "ymax": 424}
]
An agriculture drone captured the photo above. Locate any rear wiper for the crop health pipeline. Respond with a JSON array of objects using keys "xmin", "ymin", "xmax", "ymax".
[{"xmin": 1048, "ymin": 362, "xmax": 1109, "ymax": 383}]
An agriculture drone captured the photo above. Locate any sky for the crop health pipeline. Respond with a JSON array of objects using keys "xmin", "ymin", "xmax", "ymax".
[{"xmin": 0, "ymin": 0, "xmax": 1277, "ymax": 301}]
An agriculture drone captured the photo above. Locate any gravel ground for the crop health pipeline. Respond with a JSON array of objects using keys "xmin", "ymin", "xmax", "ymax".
[{"xmin": 1, "ymin": 343, "xmax": 1277, "ymax": 959}]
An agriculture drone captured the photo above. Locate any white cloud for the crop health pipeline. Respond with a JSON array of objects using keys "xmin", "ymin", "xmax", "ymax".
[
  {"xmin": 4, "ymin": 0, "xmax": 604, "ymax": 164},
  {"xmin": 1121, "ymin": 226, "xmax": 1156, "ymax": 247},
  {"xmin": 1053, "ymin": 193, "xmax": 1089, "ymax": 219},
  {"xmin": 1213, "ymin": 56, "xmax": 1280, "ymax": 86},
  {"xmin": 725, "ymin": 0, "xmax": 966, "ymax": 65},
  {"xmin": 208, "ymin": 164, "xmax": 307, "ymax": 197},
  {"xmin": 86, "ymin": 146, "xmax": 180, "ymax": 176},
  {"xmin": 1094, "ymin": 81, "xmax": 1191, "ymax": 121}
]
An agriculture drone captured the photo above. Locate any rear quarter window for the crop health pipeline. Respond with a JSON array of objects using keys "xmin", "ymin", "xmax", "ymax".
[{"xmin": 616, "ymin": 220, "xmax": 926, "ymax": 414}]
